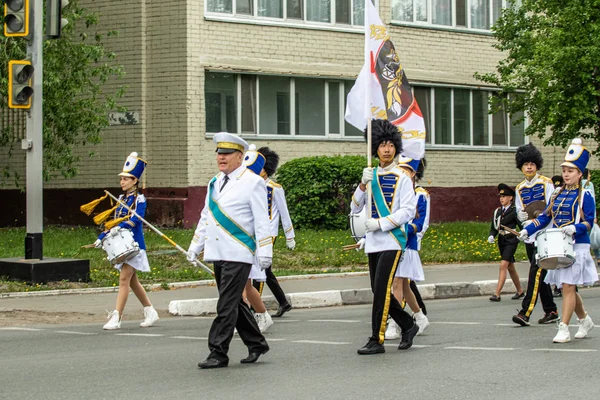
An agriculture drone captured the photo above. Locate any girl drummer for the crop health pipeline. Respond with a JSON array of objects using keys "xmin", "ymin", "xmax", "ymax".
[
  {"xmin": 94, "ymin": 152, "xmax": 159, "ymax": 330},
  {"xmin": 519, "ymin": 139, "xmax": 598, "ymax": 343}
]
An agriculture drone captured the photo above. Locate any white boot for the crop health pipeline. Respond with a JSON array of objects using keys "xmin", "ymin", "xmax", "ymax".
[
  {"xmin": 261, "ymin": 312, "xmax": 273, "ymax": 333},
  {"xmin": 103, "ymin": 310, "xmax": 121, "ymax": 330},
  {"xmin": 574, "ymin": 314, "xmax": 594, "ymax": 339},
  {"xmin": 254, "ymin": 312, "xmax": 264, "ymax": 331},
  {"xmin": 553, "ymin": 322, "xmax": 571, "ymax": 343},
  {"xmin": 385, "ymin": 318, "xmax": 400, "ymax": 340},
  {"xmin": 414, "ymin": 310, "xmax": 430, "ymax": 336},
  {"xmin": 140, "ymin": 305, "xmax": 159, "ymax": 328}
]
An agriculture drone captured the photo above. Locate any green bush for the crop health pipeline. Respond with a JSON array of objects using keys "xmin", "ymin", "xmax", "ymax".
[{"xmin": 276, "ymin": 155, "xmax": 367, "ymax": 229}]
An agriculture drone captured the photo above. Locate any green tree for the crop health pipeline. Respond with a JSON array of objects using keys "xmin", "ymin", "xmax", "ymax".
[
  {"xmin": 475, "ymin": 0, "xmax": 600, "ymax": 149},
  {"xmin": 0, "ymin": 0, "xmax": 125, "ymax": 185}
]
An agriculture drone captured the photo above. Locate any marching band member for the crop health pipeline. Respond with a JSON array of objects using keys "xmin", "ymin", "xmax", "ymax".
[
  {"xmin": 519, "ymin": 139, "xmax": 598, "ymax": 343},
  {"xmin": 89, "ymin": 152, "xmax": 159, "ymax": 330},
  {"xmin": 487, "ymin": 184, "xmax": 524, "ymax": 302},
  {"xmin": 188, "ymin": 133, "xmax": 272, "ymax": 369},
  {"xmin": 243, "ymin": 145, "xmax": 273, "ymax": 333},
  {"xmin": 512, "ymin": 144, "xmax": 559, "ymax": 326},
  {"xmin": 251, "ymin": 146, "xmax": 295, "ymax": 318},
  {"xmin": 351, "ymin": 119, "xmax": 419, "ymax": 355},
  {"xmin": 385, "ymin": 157, "xmax": 430, "ymax": 340}
]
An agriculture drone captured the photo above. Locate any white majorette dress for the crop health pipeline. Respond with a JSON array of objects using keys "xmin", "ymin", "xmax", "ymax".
[{"xmin": 395, "ymin": 185, "xmax": 429, "ymax": 281}]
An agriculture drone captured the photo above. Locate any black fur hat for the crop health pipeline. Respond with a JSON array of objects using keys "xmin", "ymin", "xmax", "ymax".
[
  {"xmin": 364, "ymin": 119, "xmax": 402, "ymax": 158},
  {"xmin": 415, "ymin": 158, "xmax": 427, "ymax": 182},
  {"xmin": 257, "ymin": 146, "xmax": 279, "ymax": 177},
  {"xmin": 515, "ymin": 143, "xmax": 543, "ymax": 170}
]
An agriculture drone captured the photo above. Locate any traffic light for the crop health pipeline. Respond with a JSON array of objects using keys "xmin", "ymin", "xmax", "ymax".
[
  {"xmin": 46, "ymin": 0, "xmax": 69, "ymax": 39},
  {"xmin": 8, "ymin": 60, "xmax": 34, "ymax": 109},
  {"xmin": 4, "ymin": 0, "xmax": 30, "ymax": 37}
]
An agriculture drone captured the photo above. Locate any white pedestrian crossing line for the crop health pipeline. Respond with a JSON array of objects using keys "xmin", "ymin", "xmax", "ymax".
[
  {"xmin": 445, "ymin": 346, "xmax": 516, "ymax": 351},
  {"xmin": 115, "ymin": 333, "xmax": 164, "ymax": 337},
  {"xmin": 531, "ymin": 348, "xmax": 597, "ymax": 353},
  {"xmin": 0, "ymin": 327, "xmax": 44, "ymax": 331},
  {"xmin": 308, "ymin": 319, "xmax": 361, "ymax": 323},
  {"xmin": 54, "ymin": 330, "xmax": 97, "ymax": 335},
  {"xmin": 432, "ymin": 322, "xmax": 482, "ymax": 325},
  {"xmin": 293, "ymin": 340, "xmax": 351, "ymax": 345}
]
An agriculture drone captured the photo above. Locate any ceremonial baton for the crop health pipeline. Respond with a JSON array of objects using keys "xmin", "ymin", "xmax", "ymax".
[
  {"xmin": 103, "ymin": 190, "xmax": 214, "ymax": 275},
  {"xmin": 500, "ymin": 225, "xmax": 520, "ymax": 236}
]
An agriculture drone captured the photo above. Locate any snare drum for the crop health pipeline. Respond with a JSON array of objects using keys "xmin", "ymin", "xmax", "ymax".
[
  {"xmin": 102, "ymin": 228, "xmax": 140, "ymax": 265},
  {"xmin": 535, "ymin": 228, "xmax": 575, "ymax": 270},
  {"xmin": 349, "ymin": 208, "xmax": 368, "ymax": 242}
]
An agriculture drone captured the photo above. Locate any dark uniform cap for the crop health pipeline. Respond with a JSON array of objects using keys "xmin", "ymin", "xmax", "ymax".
[
  {"xmin": 497, "ymin": 183, "xmax": 515, "ymax": 197},
  {"xmin": 551, "ymin": 175, "xmax": 564, "ymax": 187}
]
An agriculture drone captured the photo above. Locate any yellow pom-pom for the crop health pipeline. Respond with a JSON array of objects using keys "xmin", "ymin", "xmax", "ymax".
[{"xmin": 80, "ymin": 193, "xmax": 108, "ymax": 216}]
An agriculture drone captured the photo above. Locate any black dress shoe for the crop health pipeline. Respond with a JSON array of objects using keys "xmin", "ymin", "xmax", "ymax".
[
  {"xmin": 198, "ymin": 358, "xmax": 228, "ymax": 369},
  {"xmin": 241, "ymin": 346, "xmax": 269, "ymax": 364},
  {"xmin": 273, "ymin": 303, "xmax": 292, "ymax": 318},
  {"xmin": 511, "ymin": 292, "xmax": 525, "ymax": 300},
  {"xmin": 489, "ymin": 294, "xmax": 501, "ymax": 302},
  {"xmin": 357, "ymin": 340, "xmax": 385, "ymax": 355},
  {"xmin": 398, "ymin": 322, "xmax": 419, "ymax": 350}
]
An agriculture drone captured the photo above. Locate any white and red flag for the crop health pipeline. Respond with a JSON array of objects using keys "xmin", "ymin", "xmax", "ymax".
[{"xmin": 345, "ymin": 0, "xmax": 426, "ymax": 160}]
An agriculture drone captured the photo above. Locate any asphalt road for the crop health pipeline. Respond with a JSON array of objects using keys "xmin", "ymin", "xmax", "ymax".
[{"xmin": 2, "ymin": 288, "xmax": 600, "ymax": 400}]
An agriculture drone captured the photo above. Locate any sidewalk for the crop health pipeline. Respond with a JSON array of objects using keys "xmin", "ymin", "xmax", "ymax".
[{"xmin": 0, "ymin": 261, "xmax": 534, "ymax": 316}]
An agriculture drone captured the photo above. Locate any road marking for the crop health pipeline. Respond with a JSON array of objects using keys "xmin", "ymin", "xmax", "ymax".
[
  {"xmin": 445, "ymin": 346, "xmax": 516, "ymax": 351},
  {"xmin": 432, "ymin": 322, "xmax": 482, "ymax": 325},
  {"xmin": 265, "ymin": 338, "xmax": 287, "ymax": 341},
  {"xmin": 170, "ymin": 336, "xmax": 208, "ymax": 340},
  {"xmin": 384, "ymin": 343, "xmax": 432, "ymax": 348},
  {"xmin": 493, "ymin": 323, "xmax": 516, "ymax": 327},
  {"xmin": 115, "ymin": 333, "xmax": 164, "ymax": 337},
  {"xmin": 308, "ymin": 319, "xmax": 361, "ymax": 323},
  {"xmin": 293, "ymin": 340, "xmax": 351, "ymax": 345},
  {"xmin": 54, "ymin": 330, "xmax": 97, "ymax": 335},
  {"xmin": 531, "ymin": 348, "xmax": 597, "ymax": 353},
  {"xmin": 272, "ymin": 320, "xmax": 300, "ymax": 323},
  {"xmin": 0, "ymin": 327, "xmax": 44, "ymax": 331}
]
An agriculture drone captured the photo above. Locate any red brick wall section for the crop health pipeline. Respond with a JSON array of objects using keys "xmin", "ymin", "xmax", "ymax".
[{"xmin": 0, "ymin": 186, "xmax": 500, "ymax": 228}]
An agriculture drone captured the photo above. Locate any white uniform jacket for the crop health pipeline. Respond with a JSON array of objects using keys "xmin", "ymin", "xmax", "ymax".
[
  {"xmin": 189, "ymin": 165, "xmax": 273, "ymax": 264},
  {"xmin": 350, "ymin": 166, "xmax": 417, "ymax": 254},
  {"xmin": 266, "ymin": 178, "xmax": 295, "ymax": 240},
  {"xmin": 515, "ymin": 174, "xmax": 554, "ymax": 244}
]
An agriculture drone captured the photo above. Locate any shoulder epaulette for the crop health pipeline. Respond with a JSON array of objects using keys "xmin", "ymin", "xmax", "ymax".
[
  {"xmin": 415, "ymin": 187, "xmax": 429, "ymax": 195},
  {"xmin": 267, "ymin": 181, "xmax": 282, "ymax": 189},
  {"xmin": 538, "ymin": 175, "xmax": 553, "ymax": 184}
]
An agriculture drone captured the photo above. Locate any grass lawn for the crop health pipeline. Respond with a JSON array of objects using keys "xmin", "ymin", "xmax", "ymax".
[{"xmin": 0, "ymin": 222, "xmax": 526, "ymax": 292}]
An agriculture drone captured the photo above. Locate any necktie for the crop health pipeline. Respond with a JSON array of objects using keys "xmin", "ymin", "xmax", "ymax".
[{"xmin": 220, "ymin": 175, "xmax": 229, "ymax": 192}]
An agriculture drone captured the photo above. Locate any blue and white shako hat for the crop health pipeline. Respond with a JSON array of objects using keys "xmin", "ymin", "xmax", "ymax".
[
  {"xmin": 213, "ymin": 132, "xmax": 249, "ymax": 154},
  {"xmin": 561, "ymin": 138, "xmax": 590, "ymax": 172},
  {"xmin": 397, "ymin": 155, "xmax": 420, "ymax": 173},
  {"xmin": 243, "ymin": 144, "xmax": 266, "ymax": 175},
  {"xmin": 118, "ymin": 152, "xmax": 147, "ymax": 179}
]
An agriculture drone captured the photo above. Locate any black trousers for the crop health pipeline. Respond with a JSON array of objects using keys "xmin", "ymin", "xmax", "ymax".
[
  {"xmin": 252, "ymin": 266, "xmax": 289, "ymax": 306},
  {"xmin": 208, "ymin": 261, "xmax": 268, "ymax": 363},
  {"xmin": 368, "ymin": 250, "xmax": 415, "ymax": 344},
  {"xmin": 409, "ymin": 280, "xmax": 427, "ymax": 315},
  {"xmin": 519, "ymin": 243, "xmax": 557, "ymax": 317}
]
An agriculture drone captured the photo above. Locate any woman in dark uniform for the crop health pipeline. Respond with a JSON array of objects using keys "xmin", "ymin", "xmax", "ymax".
[{"xmin": 488, "ymin": 184, "xmax": 524, "ymax": 301}]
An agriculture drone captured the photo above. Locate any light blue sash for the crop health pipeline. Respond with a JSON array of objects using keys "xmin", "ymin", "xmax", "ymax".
[
  {"xmin": 208, "ymin": 177, "xmax": 256, "ymax": 253},
  {"xmin": 371, "ymin": 167, "xmax": 408, "ymax": 250}
]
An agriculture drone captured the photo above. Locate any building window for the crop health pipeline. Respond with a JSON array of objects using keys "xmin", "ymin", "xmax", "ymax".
[
  {"xmin": 206, "ymin": 0, "xmax": 371, "ymax": 27},
  {"xmin": 417, "ymin": 86, "xmax": 526, "ymax": 147},
  {"xmin": 205, "ymin": 72, "xmax": 362, "ymax": 137},
  {"xmin": 391, "ymin": 0, "xmax": 518, "ymax": 31}
]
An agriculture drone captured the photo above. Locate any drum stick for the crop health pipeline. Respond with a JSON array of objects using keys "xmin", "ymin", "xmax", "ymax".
[
  {"xmin": 342, "ymin": 243, "xmax": 360, "ymax": 251},
  {"xmin": 500, "ymin": 225, "xmax": 520, "ymax": 236},
  {"xmin": 81, "ymin": 243, "xmax": 96, "ymax": 249},
  {"xmin": 103, "ymin": 190, "xmax": 214, "ymax": 276}
]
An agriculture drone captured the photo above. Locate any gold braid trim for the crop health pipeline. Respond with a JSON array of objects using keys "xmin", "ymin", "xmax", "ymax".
[{"xmin": 80, "ymin": 193, "xmax": 109, "ymax": 216}]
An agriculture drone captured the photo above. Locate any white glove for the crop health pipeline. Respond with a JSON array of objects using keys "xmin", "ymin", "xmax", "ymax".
[
  {"xmin": 517, "ymin": 211, "xmax": 529, "ymax": 222},
  {"xmin": 93, "ymin": 239, "xmax": 102, "ymax": 249},
  {"xmin": 518, "ymin": 230, "xmax": 529, "ymax": 241},
  {"xmin": 109, "ymin": 227, "xmax": 120, "ymax": 237},
  {"xmin": 356, "ymin": 237, "xmax": 366, "ymax": 251},
  {"xmin": 286, "ymin": 238, "xmax": 296, "ymax": 250},
  {"xmin": 259, "ymin": 257, "xmax": 272, "ymax": 270},
  {"xmin": 487, "ymin": 235, "xmax": 495, "ymax": 244},
  {"xmin": 186, "ymin": 250, "xmax": 198, "ymax": 263},
  {"xmin": 562, "ymin": 225, "xmax": 576, "ymax": 236},
  {"xmin": 361, "ymin": 167, "xmax": 374, "ymax": 185},
  {"xmin": 365, "ymin": 218, "xmax": 381, "ymax": 233}
]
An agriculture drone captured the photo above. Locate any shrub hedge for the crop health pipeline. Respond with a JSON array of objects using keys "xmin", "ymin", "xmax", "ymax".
[{"xmin": 276, "ymin": 155, "xmax": 368, "ymax": 229}]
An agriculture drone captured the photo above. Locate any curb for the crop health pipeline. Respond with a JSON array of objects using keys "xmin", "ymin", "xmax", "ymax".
[
  {"xmin": 168, "ymin": 279, "xmax": 529, "ymax": 316},
  {"xmin": 0, "ymin": 271, "xmax": 369, "ymax": 299}
]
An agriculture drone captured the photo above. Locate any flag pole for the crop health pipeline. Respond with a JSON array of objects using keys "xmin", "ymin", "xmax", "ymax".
[{"xmin": 365, "ymin": 3, "xmax": 373, "ymax": 214}]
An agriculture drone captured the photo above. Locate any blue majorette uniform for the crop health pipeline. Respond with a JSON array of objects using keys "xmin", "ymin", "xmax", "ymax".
[{"xmin": 98, "ymin": 152, "xmax": 150, "ymax": 272}]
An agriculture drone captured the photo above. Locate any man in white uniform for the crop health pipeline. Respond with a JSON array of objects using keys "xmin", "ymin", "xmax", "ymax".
[{"xmin": 188, "ymin": 132, "xmax": 273, "ymax": 369}]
